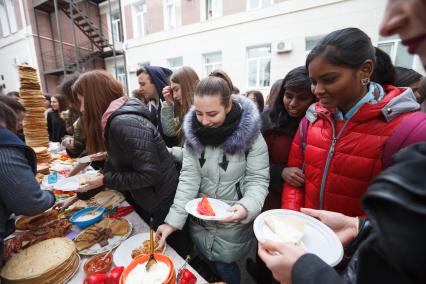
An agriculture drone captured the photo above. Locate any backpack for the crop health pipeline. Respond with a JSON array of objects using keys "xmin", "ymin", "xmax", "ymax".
[{"xmin": 299, "ymin": 111, "xmax": 426, "ymax": 169}]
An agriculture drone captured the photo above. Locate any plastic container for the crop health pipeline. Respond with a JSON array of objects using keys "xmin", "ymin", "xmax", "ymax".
[
  {"xmin": 69, "ymin": 206, "xmax": 105, "ymax": 229},
  {"xmin": 120, "ymin": 254, "xmax": 176, "ymax": 284},
  {"xmin": 84, "ymin": 252, "xmax": 113, "ymax": 276}
]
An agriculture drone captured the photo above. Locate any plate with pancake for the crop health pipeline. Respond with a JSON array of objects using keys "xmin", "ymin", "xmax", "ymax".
[
  {"xmin": 74, "ymin": 218, "xmax": 132, "ymax": 256},
  {"xmin": 253, "ymin": 209, "xmax": 343, "ymax": 266}
]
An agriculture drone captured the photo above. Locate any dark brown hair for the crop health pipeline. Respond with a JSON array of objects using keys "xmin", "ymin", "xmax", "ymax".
[
  {"xmin": 51, "ymin": 94, "xmax": 68, "ymax": 113},
  {"xmin": 72, "ymin": 70, "xmax": 123, "ymax": 154},
  {"xmin": 267, "ymin": 79, "xmax": 283, "ymax": 107},
  {"xmin": 0, "ymin": 101, "xmax": 17, "ymax": 133},
  {"xmin": 58, "ymin": 72, "xmax": 80, "ymax": 112},
  {"xmin": 195, "ymin": 69, "xmax": 233, "ymax": 106},
  {"xmin": 170, "ymin": 66, "xmax": 199, "ymax": 144},
  {"xmin": 245, "ymin": 90, "xmax": 265, "ymax": 112}
]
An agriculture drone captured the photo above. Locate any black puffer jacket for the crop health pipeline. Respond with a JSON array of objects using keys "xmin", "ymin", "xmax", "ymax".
[
  {"xmin": 103, "ymin": 98, "xmax": 178, "ymax": 213},
  {"xmin": 291, "ymin": 142, "xmax": 426, "ymax": 284}
]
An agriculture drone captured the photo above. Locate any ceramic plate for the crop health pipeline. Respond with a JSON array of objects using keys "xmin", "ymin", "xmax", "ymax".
[
  {"xmin": 185, "ymin": 198, "xmax": 233, "ymax": 221},
  {"xmin": 76, "ymin": 219, "xmax": 133, "ymax": 256},
  {"xmin": 254, "ymin": 209, "xmax": 343, "ymax": 266},
  {"xmin": 113, "ymin": 232, "xmax": 167, "ymax": 267}
]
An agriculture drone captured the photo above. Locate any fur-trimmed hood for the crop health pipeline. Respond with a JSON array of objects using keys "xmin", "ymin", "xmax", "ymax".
[{"xmin": 183, "ymin": 95, "xmax": 261, "ymax": 155}]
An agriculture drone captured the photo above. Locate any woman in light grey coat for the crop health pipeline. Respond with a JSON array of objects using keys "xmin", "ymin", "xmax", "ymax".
[{"xmin": 157, "ymin": 70, "xmax": 269, "ymax": 284}]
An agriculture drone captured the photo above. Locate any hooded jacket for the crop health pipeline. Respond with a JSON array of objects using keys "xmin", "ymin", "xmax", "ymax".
[
  {"xmin": 164, "ymin": 95, "xmax": 269, "ymax": 263},
  {"xmin": 143, "ymin": 66, "xmax": 177, "ymax": 147},
  {"xmin": 282, "ymin": 86, "xmax": 422, "ymax": 217},
  {"xmin": 103, "ymin": 98, "xmax": 178, "ymax": 213},
  {"xmin": 291, "ymin": 142, "xmax": 426, "ymax": 284}
]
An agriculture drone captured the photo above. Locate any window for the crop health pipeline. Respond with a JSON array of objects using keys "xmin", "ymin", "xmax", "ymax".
[
  {"xmin": 0, "ymin": 0, "xmax": 17, "ymax": 37},
  {"xmin": 111, "ymin": 11, "xmax": 122, "ymax": 42},
  {"xmin": 305, "ymin": 35, "xmax": 324, "ymax": 55},
  {"xmin": 202, "ymin": 0, "xmax": 222, "ymax": 21},
  {"xmin": 203, "ymin": 52, "xmax": 222, "ymax": 76},
  {"xmin": 164, "ymin": 0, "xmax": 181, "ymax": 30},
  {"xmin": 247, "ymin": 0, "xmax": 273, "ymax": 10},
  {"xmin": 167, "ymin": 57, "xmax": 183, "ymax": 71},
  {"xmin": 133, "ymin": 1, "xmax": 148, "ymax": 38},
  {"xmin": 247, "ymin": 45, "xmax": 271, "ymax": 88},
  {"xmin": 377, "ymin": 35, "xmax": 415, "ymax": 69},
  {"xmin": 137, "ymin": 62, "xmax": 150, "ymax": 69},
  {"xmin": 116, "ymin": 66, "xmax": 127, "ymax": 88}
]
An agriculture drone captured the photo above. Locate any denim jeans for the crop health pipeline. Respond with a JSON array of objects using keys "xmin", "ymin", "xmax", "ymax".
[{"xmin": 212, "ymin": 260, "xmax": 241, "ymax": 284}]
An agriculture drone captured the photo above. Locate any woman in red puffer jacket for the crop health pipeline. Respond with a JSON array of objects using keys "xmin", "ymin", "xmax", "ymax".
[
  {"xmin": 281, "ymin": 28, "xmax": 424, "ymax": 217},
  {"xmin": 261, "ymin": 67, "xmax": 316, "ymax": 211}
]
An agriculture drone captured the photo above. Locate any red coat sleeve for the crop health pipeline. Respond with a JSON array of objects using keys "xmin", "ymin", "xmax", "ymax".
[{"xmin": 281, "ymin": 130, "xmax": 305, "ymax": 211}]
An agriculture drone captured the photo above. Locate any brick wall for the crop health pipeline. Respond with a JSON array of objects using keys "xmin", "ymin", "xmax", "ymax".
[{"xmin": 182, "ymin": 0, "xmax": 200, "ymax": 25}]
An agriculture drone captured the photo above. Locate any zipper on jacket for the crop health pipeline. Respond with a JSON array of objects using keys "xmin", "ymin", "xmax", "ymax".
[{"xmin": 319, "ymin": 115, "xmax": 350, "ymax": 209}]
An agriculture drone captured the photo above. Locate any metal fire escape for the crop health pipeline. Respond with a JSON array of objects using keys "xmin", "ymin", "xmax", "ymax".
[{"xmin": 33, "ymin": 0, "xmax": 126, "ymax": 92}]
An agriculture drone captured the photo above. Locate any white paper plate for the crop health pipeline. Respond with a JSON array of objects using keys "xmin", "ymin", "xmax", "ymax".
[
  {"xmin": 254, "ymin": 209, "xmax": 343, "ymax": 267},
  {"xmin": 76, "ymin": 219, "xmax": 133, "ymax": 256},
  {"xmin": 113, "ymin": 233, "xmax": 167, "ymax": 267},
  {"xmin": 185, "ymin": 198, "xmax": 233, "ymax": 221},
  {"xmin": 53, "ymin": 172, "xmax": 99, "ymax": 191}
]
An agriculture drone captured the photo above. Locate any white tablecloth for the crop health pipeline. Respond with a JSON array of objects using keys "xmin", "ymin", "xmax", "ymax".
[{"xmin": 67, "ymin": 207, "xmax": 206, "ymax": 284}]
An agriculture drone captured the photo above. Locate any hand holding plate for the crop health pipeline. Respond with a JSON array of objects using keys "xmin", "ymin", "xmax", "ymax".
[
  {"xmin": 258, "ymin": 239, "xmax": 306, "ymax": 284},
  {"xmin": 300, "ymin": 208, "xmax": 358, "ymax": 247},
  {"xmin": 219, "ymin": 204, "xmax": 247, "ymax": 223}
]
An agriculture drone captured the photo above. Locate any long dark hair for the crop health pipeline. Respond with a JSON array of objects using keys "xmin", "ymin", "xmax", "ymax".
[
  {"xmin": 170, "ymin": 66, "xmax": 199, "ymax": 145},
  {"xmin": 306, "ymin": 28, "xmax": 375, "ymax": 71},
  {"xmin": 265, "ymin": 66, "xmax": 314, "ymax": 136}
]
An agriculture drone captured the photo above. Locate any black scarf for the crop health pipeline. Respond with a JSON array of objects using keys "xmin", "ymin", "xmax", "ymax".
[{"xmin": 192, "ymin": 102, "xmax": 242, "ymax": 147}]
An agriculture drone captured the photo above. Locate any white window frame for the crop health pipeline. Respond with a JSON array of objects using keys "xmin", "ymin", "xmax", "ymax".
[
  {"xmin": 247, "ymin": 44, "xmax": 271, "ymax": 88},
  {"xmin": 247, "ymin": 0, "xmax": 273, "ymax": 10},
  {"xmin": 200, "ymin": 0, "xmax": 222, "ymax": 21},
  {"xmin": 0, "ymin": 0, "xmax": 17, "ymax": 37},
  {"xmin": 132, "ymin": 1, "xmax": 148, "ymax": 38},
  {"xmin": 202, "ymin": 51, "xmax": 222, "ymax": 76},
  {"xmin": 167, "ymin": 56, "xmax": 183, "ymax": 71},
  {"xmin": 377, "ymin": 37, "xmax": 416, "ymax": 69},
  {"xmin": 137, "ymin": 62, "xmax": 150, "ymax": 69},
  {"xmin": 111, "ymin": 10, "xmax": 122, "ymax": 42},
  {"xmin": 164, "ymin": 0, "xmax": 181, "ymax": 30},
  {"xmin": 116, "ymin": 66, "xmax": 127, "ymax": 88},
  {"xmin": 305, "ymin": 34, "xmax": 324, "ymax": 56}
]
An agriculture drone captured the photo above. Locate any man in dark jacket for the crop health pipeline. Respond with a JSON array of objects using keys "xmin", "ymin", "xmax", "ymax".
[
  {"xmin": 258, "ymin": 142, "xmax": 426, "ymax": 284},
  {"xmin": 136, "ymin": 65, "xmax": 178, "ymax": 147},
  {"xmin": 103, "ymin": 97, "xmax": 189, "ymax": 256},
  {"xmin": 0, "ymin": 102, "xmax": 56, "ymax": 266}
]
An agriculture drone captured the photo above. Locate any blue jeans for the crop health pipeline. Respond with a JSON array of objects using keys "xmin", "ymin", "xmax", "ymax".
[{"xmin": 212, "ymin": 260, "xmax": 241, "ymax": 284}]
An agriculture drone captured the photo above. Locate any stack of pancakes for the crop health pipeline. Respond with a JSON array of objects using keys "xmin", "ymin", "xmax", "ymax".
[
  {"xmin": 0, "ymin": 238, "xmax": 80, "ymax": 284},
  {"xmin": 32, "ymin": 146, "xmax": 51, "ymax": 165},
  {"xmin": 18, "ymin": 65, "xmax": 49, "ymax": 148}
]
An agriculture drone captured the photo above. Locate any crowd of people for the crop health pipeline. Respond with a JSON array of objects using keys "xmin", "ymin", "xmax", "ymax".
[{"xmin": 0, "ymin": 0, "xmax": 426, "ymax": 283}]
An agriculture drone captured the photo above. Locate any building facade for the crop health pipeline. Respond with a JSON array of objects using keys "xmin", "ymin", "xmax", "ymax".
[
  {"xmin": 105, "ymin": 0, "xmax": 424, "ymax": 96},
  {"xmin": 0, "ymin": 0, "xmax": 123, "ymax": 95},
  {"xmin": 1, "ymin": 0, "xmax": 423, "ymax": 96}
]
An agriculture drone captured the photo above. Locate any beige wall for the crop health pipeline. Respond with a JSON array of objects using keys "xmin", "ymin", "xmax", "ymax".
[
  {"xmin": 124, "ymin": 5, "xmax": 133, "ymax": 39},
  {"xmin": 223, "ymin": 0, "xmax": 246, "ymax": 16},
  {"xmin": 182, "ymin": 0, "xmax": 200, "ymax": 25},
  {"xmin": 147, "ymin": 0, "xmax": 163, "ymax": 33}
]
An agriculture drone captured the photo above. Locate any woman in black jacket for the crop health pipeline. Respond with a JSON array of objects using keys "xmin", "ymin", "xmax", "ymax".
[
  {"xmin": 47, "ymin": 94, "xmax": 67, "ymax": 142},
  {"xmin": 72, "ymin": 70, "xmax": 189, "ymax": 257}
]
